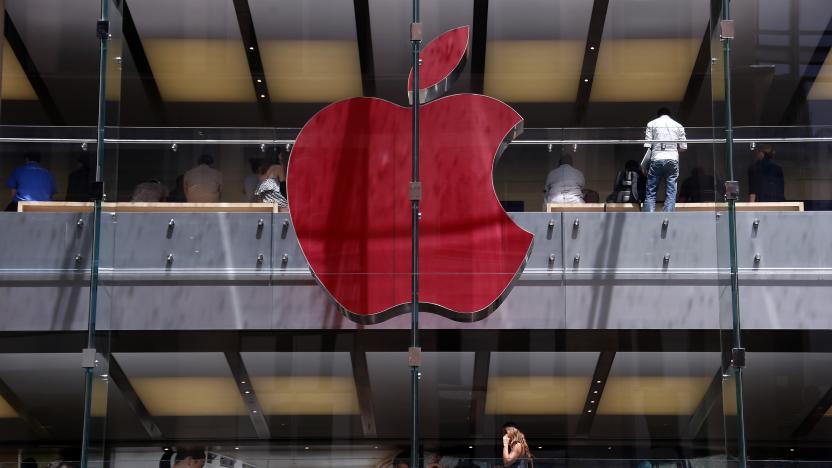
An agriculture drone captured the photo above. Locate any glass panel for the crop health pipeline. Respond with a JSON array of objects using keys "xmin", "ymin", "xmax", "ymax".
[{"xmin": 16, "ymin": 0, "xmax": 832, "ymax": 466}]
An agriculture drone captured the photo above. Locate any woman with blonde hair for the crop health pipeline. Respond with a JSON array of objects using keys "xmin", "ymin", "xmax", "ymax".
[{"xmin": 501, "ymin": 423, "xmax": 533, "ymax": 467}]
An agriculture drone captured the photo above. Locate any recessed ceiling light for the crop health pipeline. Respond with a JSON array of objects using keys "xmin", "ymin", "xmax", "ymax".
[
  {"xmin": 596, "ymin": 380, "xmax": 602, "ymax": 384},
  {"xmin": 260, "ymin": 94, "xmax": 266, "ymax": 98},
  {"xmin": 537, "ymin": 446, "xmax": 542, "ymax": 449},
  {"xmin": 590, "ymin": 46, "xmax": 596, "ymax": 50},
  {"xmin": 249, "ymin": 46, "xmax": 255, "ymax": 51},
  {"xmin": 241, "ymin": 381, "xmax": 246, "ymax": 384},
  {"xmin": 468, "ymin": 446, "xmax": 473, "ymax": 449},
  {"xmin": 234, "ymin": 447, "xmax": 239, "ymax": 450},
  {"xmin": 584, "ymin": 78, "xmax": 590, "ymax": 83},
  {"xmin": 244, "ymin": 390, "xmax": 251, "ymax": 394},
  {"xmin": 256, "ymin": 79, "xmax": 262, "ymax": 83}
]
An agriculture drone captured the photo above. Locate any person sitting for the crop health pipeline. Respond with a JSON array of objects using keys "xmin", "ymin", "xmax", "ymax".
[
  {"xmin": 130, "ymin": 180, "xmax": 168, "ymax": 202},
  {"xmin": 5, "ymin": 152, "xmax": 56, "ymax": 211},
  {"xmin": 254, "ymin": 162, "xmax": 288, "ymax": 208},
  {"xmin": 184, "ymin": 154, "xmax": 222, "ymax": 202},
  {"xmin": 748, "ymin": 144, "xmax": 785, "ymax": 202},
  {"xmin": 544, "ymin": 154, "xmax": 585, "ymax": 204}
]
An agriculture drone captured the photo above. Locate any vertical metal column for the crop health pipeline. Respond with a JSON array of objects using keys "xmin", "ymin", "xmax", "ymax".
[
  {"xmin": 80, "ymin": 0, "xmax": 110, "ymax": 466},
  {"xmin": 720, "ymin": 0, "xmax": 748, "ymax": 466},
  {"xmin": 409, "ymin": 0, "xmax": 422, "ymax": 467}
]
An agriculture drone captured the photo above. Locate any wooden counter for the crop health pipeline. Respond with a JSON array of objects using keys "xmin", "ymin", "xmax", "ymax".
[
  {"xmin": 17, "ymin": 201, "xmax": 288, "ymax": 213},
  {"xmin": 546, "ymin": 201, "xmax": 804, "ymax": 212}
]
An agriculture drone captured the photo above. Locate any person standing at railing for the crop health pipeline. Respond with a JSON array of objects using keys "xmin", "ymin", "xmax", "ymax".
[
  {"xmin": 642, "ymin": 108, "xmax": 687, "ymax": 212},
  {"xmin": 747, "ymin": 143, "xmax": 785, "ymax": 203},
  {"xmin": 184, "ymin": 154, "xmax": 223, "ymax": 203},
  {"xmin": 5, "ymin": 151, "xmax": 56, "ymax": 212},
  {"xmin": 65, "ymin": 153, "xmax": 92, "ymax": 202}
]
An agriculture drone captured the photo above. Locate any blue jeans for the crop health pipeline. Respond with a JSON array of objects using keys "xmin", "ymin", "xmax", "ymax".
[{"xmin": 643, "ymin": 159, "xmax": 679, "ymax": 212}]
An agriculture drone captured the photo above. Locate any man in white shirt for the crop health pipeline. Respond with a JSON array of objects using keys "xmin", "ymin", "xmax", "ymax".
[
  {"xmin": 184, "ymin": 154, "xmax": 223, "ymax": 203},
  {"xmin": 643, "ymin": 108, "xmax": 686, "ymax": 212},
  {"xmin": 544, "ymin": 154, "xmax": 585, "ymax": 204}
]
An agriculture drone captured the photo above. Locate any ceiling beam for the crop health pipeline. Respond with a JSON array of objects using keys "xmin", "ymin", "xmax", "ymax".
[
  {"xmin": 3, "ymin": 11, "xmax": 64, "ymax": 125},
  {"xmin": 678, "ymin": 0, "xmax": 724, "ymax": 122},
  {"xmin": 353, "ymin": 0, "xmax": 375, "ymax": 97},
  {"xmin": 573, "ymin": 0, "xmax": 609, "ymax": 125},
  {"xmin": 107, "ymin": 355, "xmax": 163, "ymax": 440},
  {"xmin": 350, "ymin": 350, "xmax": 377, "ymax": 437},
  {"xmin": 575, "ymin": 351, "xmax": 615, "ymax": 437},
  {"xmin": 112, "ymin": 0, "xmax": 165, "ymax": 123},
  {"xmin": 224, "ymin": 351, "xmax": 271, "ymax": 439},
  {"xmin": 0, "ymin": 375, "xmax": 48, "ymax": 438},
  {"xmin": 685, "ymin": 368, "xmax": 723, "ymax": 439},
  {"xmin": 470, "ymin": 0, "xmax": 489, "ymax": 94},
  {"xmin": 778, "ymin": 13, "xmax": 832, "ymax": 125},
  {"xmin": 232, "ymin": 0, "xmax": 272, "ymax": 123},
  {"xmin": 792, "ymin": 384, "xmax": 832, "ymax": 438},
  {"xmin": 468, "ymin": 350, "xmax": 490, "ymax": 435}
]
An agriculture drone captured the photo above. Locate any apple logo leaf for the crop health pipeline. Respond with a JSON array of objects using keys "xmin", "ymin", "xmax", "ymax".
[
  {"xmin": 287, "ymin": 25, "xmax": 533, "ymax": 324},
  {"xmin": 407, "ymin": 26, "xmax": 470, "ymax": 104}
]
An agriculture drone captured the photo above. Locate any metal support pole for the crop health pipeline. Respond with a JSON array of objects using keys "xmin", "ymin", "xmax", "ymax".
[
  {"xmin": 409, "ymin": 1, "xmax": 421, "ymax": 467},
  {"xmin": 80, "ymin": 0, "xmax": 109, "ymax": 466},
  {"xmin": 720, "ymin": 0, "xmax": 747, "ymax": 466}
]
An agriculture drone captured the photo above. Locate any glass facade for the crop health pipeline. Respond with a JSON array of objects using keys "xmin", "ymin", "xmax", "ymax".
[{"xmin": 0, "ymin": 0, "xmax": 831, "ymax": 467}]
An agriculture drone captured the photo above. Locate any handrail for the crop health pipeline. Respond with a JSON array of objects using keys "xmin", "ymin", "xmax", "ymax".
[{"xmin": 3, "ymin": 136, "xmax": 832, "ymax": 145}]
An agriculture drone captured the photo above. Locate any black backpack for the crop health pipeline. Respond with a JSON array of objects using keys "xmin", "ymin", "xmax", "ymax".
[{"xmin": 613, "ymin": 170, "xmax": 641, "ymax": 202}]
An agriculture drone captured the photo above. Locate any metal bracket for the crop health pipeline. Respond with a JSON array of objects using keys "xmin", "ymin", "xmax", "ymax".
[
  {"xmin": 408, "ymin": 347, "xmax": 422, "ymax": 367},
  {"xmin": 724, "ymin": 181, "xmax": 740, "ymax": 201},
  {"xmin": 409, "ymin": 182, "xmax": 422, "ymax": 201},
  {"xmin": 730, "ymin": 347, "xmax": 746, "ymax": 368},
  {"xmin": 81, "ymin": 348, "xmax": 97, "ymax": 368},
  {"xmin": 719, "ymin": 20, "xmax": 735, "ymax": 40},
  {"xmin": 410, "ymin": 22, "xmax": 423, "ymax": 42},
  {"xmin": 96, "ymin": 20, "xmax": 110, "ymax": 40}
]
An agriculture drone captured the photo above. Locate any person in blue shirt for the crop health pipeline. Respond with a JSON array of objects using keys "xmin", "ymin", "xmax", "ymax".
[{"xmin": 5, "ymin": 152, "xmax": 57, "ymax": 211}]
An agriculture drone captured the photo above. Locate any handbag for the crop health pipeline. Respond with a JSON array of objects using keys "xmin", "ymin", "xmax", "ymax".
[{"xmin": 640, "ymin": 148, "xmax": 652, "ymax": 174}]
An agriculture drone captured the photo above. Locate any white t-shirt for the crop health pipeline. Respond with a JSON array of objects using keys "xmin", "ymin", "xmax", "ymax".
[
  {"xmin": 644, "ymin": 115, "xmax": 687, "ymax": 161},
  {"xmin": 184, "ymin": 164, "xmax": 223, "ymax": 202},
  {"xmin": 545, "ymin": 164, "xmax": 585, "ymax": 203}
]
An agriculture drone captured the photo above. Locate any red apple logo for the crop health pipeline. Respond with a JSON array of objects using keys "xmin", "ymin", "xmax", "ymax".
[{"xmin": 287, "ymin": 26, "xmax": 533, "ymax": 323}]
